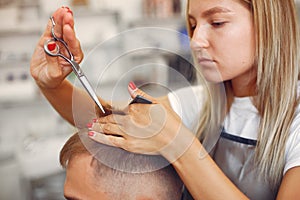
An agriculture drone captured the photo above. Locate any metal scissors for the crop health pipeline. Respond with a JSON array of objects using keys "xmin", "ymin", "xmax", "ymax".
[{"xmin": 44, "ymin": 16, "xmax": 105, "ymax": 114}]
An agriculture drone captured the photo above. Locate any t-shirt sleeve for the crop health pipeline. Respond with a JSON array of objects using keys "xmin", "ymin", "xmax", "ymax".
[
  {"xmin": 284, "ymin": 110, "xmax": 300, "ymax": 174},
  {"xmin": 167, "ymin": 86, "xmax": 203, "ymax": 131}
]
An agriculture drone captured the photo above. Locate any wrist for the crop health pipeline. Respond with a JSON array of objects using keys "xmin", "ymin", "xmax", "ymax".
[
  {"xmin": 160, "ymin": 124, "xmax": 199, "ymax": 163},
  {"xmin": 38, "ymin": 79, "xmax": 74, "ymax": 104},
  {"xmin": 38, "ymin": 79, "xmax": 72, "ymax": 92}
]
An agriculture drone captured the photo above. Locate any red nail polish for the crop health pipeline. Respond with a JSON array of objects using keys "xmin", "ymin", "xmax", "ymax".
[
  {"xmin": 67, "ymin": 10, "xmax": 73, "ymax": 16},
  {"xmin": 129, "ymin": 81, "xmax": 137, "ymax": 90},
  {"xmin": 87, "ymin": 123, "xmax": 93, "ymax": 128},
  {"xmin": 88, "ymin": 131, "xmax": 95, "ymax": 137},
  {"xmin": 47, "ymin": 43, "xmax": 56, "ymax": 51},
  {"xmin": 93, "ymin": 119, "xmax": 98, "ymax": 123},
  {"xmin": 65, "ymin": 7, "xmax": 73, "ymax": 15}
]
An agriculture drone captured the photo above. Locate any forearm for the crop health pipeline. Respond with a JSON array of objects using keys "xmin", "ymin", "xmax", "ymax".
[
  {"xmin": 39, "ymin": 79, "xmax": 95, "ymax": 127},
  {"xmin": 165, "ymin": 129, "xmax": 249, "ymax": 200}
]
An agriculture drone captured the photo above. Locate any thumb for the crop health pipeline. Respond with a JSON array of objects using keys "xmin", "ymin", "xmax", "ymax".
[{"xmin": 128, "ymin": 81, "xmax": 157, "ymax": 103}]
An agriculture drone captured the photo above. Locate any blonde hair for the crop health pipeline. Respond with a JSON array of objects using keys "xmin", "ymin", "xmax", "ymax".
[{"xmin": 187, "ymin": 0, "xmax": 300, "ymax": 188}]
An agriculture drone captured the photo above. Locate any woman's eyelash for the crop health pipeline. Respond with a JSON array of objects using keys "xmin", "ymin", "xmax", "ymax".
[
  {"xmin": 211, "ymin": 21, "xmax": 227, "ymax": 27},
  {"xmin": 189, "ymin": 21, "xmax": 227, "ymax": 30},
  {"xmin": 190, "ymin": 25, "xmax": 196, "ymax": 30},
  {"xmin": 189, "ymin": 22, "xmax": 196, "ymax": 29}
]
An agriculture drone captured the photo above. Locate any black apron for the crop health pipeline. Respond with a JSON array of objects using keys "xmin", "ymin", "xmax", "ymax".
[{"xmin": 181, "ymin": 128, "xmax": 278, "ymax": 200}]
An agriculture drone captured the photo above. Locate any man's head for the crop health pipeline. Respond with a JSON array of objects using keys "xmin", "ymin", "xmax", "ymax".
[{"xmin": 60, "ymin": 131, "xmax": 183, "ymax": 200}]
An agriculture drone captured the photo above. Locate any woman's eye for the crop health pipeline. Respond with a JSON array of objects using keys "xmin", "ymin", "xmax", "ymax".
[
  {"xmin": 189, "ymin": 23, "xmax": 196, "ymax": 30},
  {"xmin": 211, "ymin": 21, "xmax": 226, "ymax": 27},
  {"xmin": 189, "ymin": 24, "xmax": 196, "ymax": 36}
]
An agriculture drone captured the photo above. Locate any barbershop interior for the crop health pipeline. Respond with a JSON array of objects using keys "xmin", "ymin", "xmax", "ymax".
[{"xmin": 1, "ymin": 0, "xmax": 300, "ymax": 200}]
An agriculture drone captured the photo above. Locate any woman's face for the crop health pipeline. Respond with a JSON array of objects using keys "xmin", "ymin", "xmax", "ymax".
[{"xmin": 188, "ymin": 0, "xmax": 256, "ymax": 86}]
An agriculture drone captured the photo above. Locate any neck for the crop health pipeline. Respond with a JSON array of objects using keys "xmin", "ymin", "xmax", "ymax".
[
  {"xmin": 232, "ymin": 82, "xmax": 256, "ymax": 97},
  {"xmin": 230, "ymin": 70, "xmax": 257, "ymax": 97}
]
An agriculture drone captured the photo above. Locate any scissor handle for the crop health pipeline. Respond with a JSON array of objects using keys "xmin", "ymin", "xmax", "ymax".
[
  {"xmin": 44, "ymin": 38, "xmax": 65, "ymax": 57},
  {"xmin": 44, "ymin": 39, "xmax": 82, "ymax": 76}
]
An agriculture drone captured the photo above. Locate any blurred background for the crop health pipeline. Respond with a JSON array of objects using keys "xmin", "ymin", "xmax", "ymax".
[{"xmin": 1, "ymin": 0, "xmax": 300, "ymax": 199}]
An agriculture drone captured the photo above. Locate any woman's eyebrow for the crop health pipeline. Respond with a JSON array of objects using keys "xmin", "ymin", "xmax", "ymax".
[
  {"xmin": 188, "ymin": 14, "xmax": 196, "ymax": 22},
  {"xmin": 202, "ymin": 6, "xmax": 232, "ymax": 18},
  {"xmin": 189, "ymin": 6, "xmax": 232, "ymax": 19}
]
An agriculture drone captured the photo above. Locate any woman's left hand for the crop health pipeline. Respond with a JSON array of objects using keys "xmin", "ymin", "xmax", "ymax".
[{"xmin": 87, "ymin": 82, "xmax": 185, "ymax": 155}]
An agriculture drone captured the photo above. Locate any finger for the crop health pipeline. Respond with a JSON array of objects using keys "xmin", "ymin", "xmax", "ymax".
[
  {"xmin": 45, "ymin": 55, "xmax": 63, "ymax": 78},
  {"xmin": 41, "ymin": 7, "xmax": 65, "ymax": 39},
  {"xmin": 56, "ymin": 8, "xmax": 82, "ymax": 62},
  {"xmin": 61, "ymin": 7, "xmax": 83, "ymax": 63},
  {"xmin": 63, "ymin": 23, "xmax": 83, "ymax": 63},
  {"xmin": 88, "ymin": 131, "xmax": 125, "ymax": 147},
  {"xmin": 90, "ymin": 122, "xmax": 124, "ymax": 137},
  {"xmin": 44, "ymin": 8, "xmax": 79, "ymax": 78},
  {"xmin": 40, "ymin": 7, "xmax": 71, "ymax": 44},
  {"xmin": 41, "ymin": 9, "xmax": 60, "ymax": 39},
  {"xmin": 99, "ymin": 123, "xmax": 125, "ymax": 137},
  {"xmin": 62, "ymin": 6, "xmax": 74, "ymax": 27},
  {"xmin": 55, "ymin": 7, "xmax": 83, "ymax": 64},
  {"xmin": 88, "ymin": 131, "xmax": 114, "ymax": 146},
  {"xmin": 128, "ymin": 81, "xmax": 157, "ymax": 103},
  {"xmin": 41, "ymin": 15, "xmax": 62, "ymax": 71},
  {"xmin": 40, "ymin": 9, "xmax": 66, "ymax": 75},
  {"xmin": 95, "ymin": 114, "xmax": 125, "ymax": 125},
  {"xmin": 53, "ymin": 7, "xmax": 71, "ymax": 39}
]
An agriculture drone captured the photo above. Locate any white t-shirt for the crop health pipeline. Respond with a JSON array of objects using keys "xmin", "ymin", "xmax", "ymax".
[{"xmin": 168, "ymin": 86, "xmax": 300, "ymax": 175}]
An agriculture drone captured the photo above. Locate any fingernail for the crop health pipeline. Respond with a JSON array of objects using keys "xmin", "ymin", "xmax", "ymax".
[
  {"xmin": 66, "ymin": 7, "xmax": 73, "ymax": 16},
  {"xmin": 67, "ymin": 10, "xmax": 73, "ymax": 16},
  {"xmin": 47, "ymin": 43, "xmax": 56, "ymax": 51},
  {"xmin": 62, "ymin": 6, "xmax": 69, "ymax": 10},
  {"xmin": 86, "ymin": 123, "xmax": 93, "ymax": 128},
  {"xmin": 62, "ymin": 6, "xmax": 73, "ymax": 15},
  {"xmin": 88, "ymin": 131, "xmax": 95, "ymax": 137},
  {"xmin": 93, "ymin": 119, "xmax": 98, "ymax": 123},
  {"xmin": 129, "ymin": 81, "xmax": 137, "ymax": 91}
]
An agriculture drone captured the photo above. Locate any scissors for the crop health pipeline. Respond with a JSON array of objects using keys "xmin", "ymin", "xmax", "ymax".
[{"xmin": 44, "ymin": 16, "xmax": 105, "ymax": 114}]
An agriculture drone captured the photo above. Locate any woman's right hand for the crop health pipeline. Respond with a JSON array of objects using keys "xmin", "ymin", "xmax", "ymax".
[{"xmin": 30, "ymin": 7, "xmax": 83, "ymax": 89}]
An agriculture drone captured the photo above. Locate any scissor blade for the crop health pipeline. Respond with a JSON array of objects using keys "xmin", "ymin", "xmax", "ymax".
[{"xmin": 79, "ymin": 76, "xmax": 106, "ymax": 114}]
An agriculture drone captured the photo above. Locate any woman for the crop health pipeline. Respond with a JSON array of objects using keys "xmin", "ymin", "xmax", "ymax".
[{"xmin": 30, "ymin": 0, "xmax": 300, "ymax": 199}]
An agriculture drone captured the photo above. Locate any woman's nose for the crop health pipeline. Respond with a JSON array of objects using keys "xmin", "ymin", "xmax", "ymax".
[{"xmin": 190, "ymin": 26, "xmax": 209, "ymax": 51}]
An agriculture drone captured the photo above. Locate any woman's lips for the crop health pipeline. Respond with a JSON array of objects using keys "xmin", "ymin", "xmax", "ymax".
[{"xmin": 197, "ymin": 57, "xmax": 215, "ymax": 66}]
